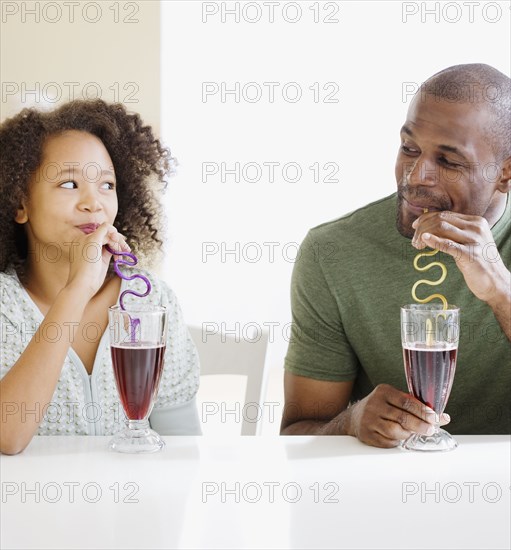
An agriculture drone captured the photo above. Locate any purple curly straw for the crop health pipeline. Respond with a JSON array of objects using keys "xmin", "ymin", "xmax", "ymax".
[{"xmin": 106, "ymin": 245, "xmax": 152, "ymax": 342}]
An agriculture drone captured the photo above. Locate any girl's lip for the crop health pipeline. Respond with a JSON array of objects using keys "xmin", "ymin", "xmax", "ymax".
[{"xmin": 76, "ymin": 223, "xmax": 99, "ymax": 234}]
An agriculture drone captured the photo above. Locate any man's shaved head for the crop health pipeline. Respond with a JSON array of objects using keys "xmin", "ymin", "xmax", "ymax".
[{"xmin": 418, "ymin": 63, "xmax": 511, "ymax": 162}]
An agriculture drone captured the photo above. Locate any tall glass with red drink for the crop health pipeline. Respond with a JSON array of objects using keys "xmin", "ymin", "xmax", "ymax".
[
  {"xmin": 401, "ymin": 303, "xmax": 460, "ymax": 452},
  {"xmin": 108, "ymin": 305, "xmax": 168, "ymax": 453}
]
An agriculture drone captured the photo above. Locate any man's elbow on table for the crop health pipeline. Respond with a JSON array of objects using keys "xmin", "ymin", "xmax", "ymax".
[{"xmin": 280, "ymin": 371, "xmax": 354, "ymax": 435}]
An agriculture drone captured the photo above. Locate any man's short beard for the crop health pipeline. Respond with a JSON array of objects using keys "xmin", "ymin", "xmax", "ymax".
[
  {"xmin": 395, "ymin": 184, "xmax": 451, "ymax": 239},
  {"xmin": 395, "ymin": 194, "xmax": 414, "ymax": 239}
]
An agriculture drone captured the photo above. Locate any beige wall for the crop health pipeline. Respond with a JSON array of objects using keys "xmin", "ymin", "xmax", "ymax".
[{"xmin": 0, "ymin": 0, "xmax": 160, "ymax": 132}]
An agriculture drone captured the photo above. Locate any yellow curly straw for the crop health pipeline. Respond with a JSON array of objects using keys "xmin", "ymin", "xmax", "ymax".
[
  {"xmin": 411, "ymin": 249, "xmax": 448, "ymax": 310},
  {"xmin": 411, "ymin": 208, "xmax": 449, "ymax": 346},
  {"xmin": 411, "ymin": 207, "xmax": 448, "ymax": 310}
]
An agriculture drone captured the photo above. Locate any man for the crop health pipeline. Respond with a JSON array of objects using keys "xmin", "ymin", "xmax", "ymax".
[{"xmin": 281, "ymin": 64, "xmax": 511, "ymax": 447}]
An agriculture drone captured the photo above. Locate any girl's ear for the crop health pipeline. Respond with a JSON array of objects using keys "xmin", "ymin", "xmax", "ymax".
[{"xmin": 15, "ymin": 201, "xmax": 28, "ymax": 224}]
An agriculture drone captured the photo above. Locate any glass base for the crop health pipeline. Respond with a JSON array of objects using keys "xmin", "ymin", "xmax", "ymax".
[
  {"xmin": 401, "ymin": 428, "xmax": 458, "ymax": 452},
  {"xmin": 109, "ymin": 420, "xmax": 165, "ymax": 454}
]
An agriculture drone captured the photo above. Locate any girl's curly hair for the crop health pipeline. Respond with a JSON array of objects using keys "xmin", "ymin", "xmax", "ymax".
[{"xmin": 0, "ymin": 100, "xmax": 172, "ymax": 282}]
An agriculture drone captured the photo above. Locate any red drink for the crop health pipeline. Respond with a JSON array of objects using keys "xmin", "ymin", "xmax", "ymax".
[
  {"xmin": 403, "ymin": 344, "xmax": 457, "ymax": 413},
  {"xmin": 111, "ymin": 343, "xmax": 166, "ymax": 420}
]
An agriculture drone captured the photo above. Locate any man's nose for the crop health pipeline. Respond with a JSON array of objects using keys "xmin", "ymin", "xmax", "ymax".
[{"xmin": 405, "ymin": 156, "xmax": 438, "ymax": 187}]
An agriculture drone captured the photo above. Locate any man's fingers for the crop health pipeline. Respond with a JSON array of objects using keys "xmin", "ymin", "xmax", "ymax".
[
  {"xmin": 387, "ymin": 391, "xmax": 451, "ymax": 430},
  {"xmin": 412, "ymin": 211, "xmax": 492, "ymax": 251},
  {"xmin": 413, "ymin": 211, "xmax": 480, "ymax": 229},
  {"xmin": 382, "ymin": 408, "xmax": 435, "ymax": 436},
  {"xmin": 387, "ymin": 391, "xmax": 435, "ymax": 422},
  {"xmin": 371, "ymin": 427, "xmax": 405, "ymax": 448},
  {"xmin": 439, "ymin": 413, "xmax": 451, "ymax": 426},
  {"xmin": 383, "ymin": 392, "xmax": 442, "ymax": 435},
  {"xmin": 356, "ymin": 386, "xmax": 450, "ymax": 449},
  {"xmin": 418, "ymin": 232, "xmax": 454, "ymax": 252},
  {"xmin": 376, "ymin": 418, "xmax": 413, "ymax": 441},
  {"xmin": 418, "ymin": 233, "xmax": 481, "ymax": 265},
  {"xmin": 435, "ymin": 211, "xmax": 481, "ymax": 223},
  {"xmin": 413, "ymin": 224, "xmax": 469, "ymax": 249}
]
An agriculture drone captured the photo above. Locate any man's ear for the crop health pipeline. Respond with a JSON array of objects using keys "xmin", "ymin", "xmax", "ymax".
[
  {"xmin": 14, "ymin": 200, "xmax": 28, "ymax": 224},
  {"xmin": 498, "ymin": 156, "xmax": 511, "ymax": 193}
]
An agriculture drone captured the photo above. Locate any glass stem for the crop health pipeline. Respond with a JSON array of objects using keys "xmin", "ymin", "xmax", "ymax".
[
  {"xmin": 432, "ymin": 413, "xmax": 441, "ymax": 434},
  {"xmin": 128, "ymin": 419, "xmax": 150, "ymax": 432}
]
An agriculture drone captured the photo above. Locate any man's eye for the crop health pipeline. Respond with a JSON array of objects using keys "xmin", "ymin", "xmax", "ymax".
[
  {"xmin": 401, "ymin": 145, "xmax": 418, "ymax": 154},
  {"xmin": 59, "ymin": 181, "xmax": 76, "ymax": 189},
  {"xmin": 439, "ymin": 157, "xmax": 460, "ymax": 168}
]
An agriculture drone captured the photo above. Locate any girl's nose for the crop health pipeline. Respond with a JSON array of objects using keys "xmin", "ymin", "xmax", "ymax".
[{"xmin": 77, "ymin": 190, "xmax": 102, "ymax": 212}]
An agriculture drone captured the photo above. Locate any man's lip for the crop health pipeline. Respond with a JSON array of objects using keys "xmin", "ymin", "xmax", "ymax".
[
  {"xmin": 402, "ymin": 197, "xmax": 440, "ymax": 214},
  {"xmin": 76, "ymin": 223, "xmax": 100, "ymax": 234}
]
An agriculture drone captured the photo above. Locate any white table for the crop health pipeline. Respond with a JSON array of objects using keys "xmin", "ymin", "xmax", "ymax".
[{"xmin": 1, "ymin": 435, "xmax": 509, "ymax": 549}]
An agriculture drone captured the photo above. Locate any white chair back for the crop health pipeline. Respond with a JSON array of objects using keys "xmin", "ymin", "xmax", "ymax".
[{"xmin": 188, "ymin": 326, "xmax": 269, "ymax": 435}]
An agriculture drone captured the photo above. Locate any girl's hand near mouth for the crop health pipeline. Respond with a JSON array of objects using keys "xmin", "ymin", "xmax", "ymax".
[{"xmin": 66, "ymin": 222, "xmax": 131, "ymax": 299}]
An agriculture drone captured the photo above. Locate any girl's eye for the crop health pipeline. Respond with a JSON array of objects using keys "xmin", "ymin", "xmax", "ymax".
[
  {"xmin": 59, "ymin": 181, "xmax": 77, "ymax": 189},
  {"xmin": 101, "ymin": 182, "xmax": 116, "ymax": 190}
]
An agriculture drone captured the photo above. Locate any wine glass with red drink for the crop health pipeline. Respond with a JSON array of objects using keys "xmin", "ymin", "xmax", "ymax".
[
  {"xmin": 108, "ymin": 305, "xmax": 168, "ymax": 453},
  {"xmin": 401, "ymin": 303, "xmax": 460, "ymax": 452}
]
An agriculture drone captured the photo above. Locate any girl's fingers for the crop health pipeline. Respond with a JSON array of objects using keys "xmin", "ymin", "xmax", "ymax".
[
  {"xmin": 95, "ymin": 224, "xmax": 130, "ymax": 252},
  {"xmin": 106, "ymin": 238, "xmax": 130, "ymax": 253}
]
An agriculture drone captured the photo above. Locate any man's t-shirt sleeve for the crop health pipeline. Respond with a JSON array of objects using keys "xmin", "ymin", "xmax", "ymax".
[{"xmin": 284, "ymin": 230, "xmax": 359, "ymax": 381}]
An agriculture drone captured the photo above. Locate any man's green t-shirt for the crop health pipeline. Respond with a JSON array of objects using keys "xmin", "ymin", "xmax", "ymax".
[{"xmin": 284, "ymin": 192, "xmax": 510, "ymax": 434}]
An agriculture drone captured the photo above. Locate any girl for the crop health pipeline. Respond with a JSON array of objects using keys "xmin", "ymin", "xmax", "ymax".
[{"xmin": 0, "ymin": 100, "xmax": 200, "ymax": 454}]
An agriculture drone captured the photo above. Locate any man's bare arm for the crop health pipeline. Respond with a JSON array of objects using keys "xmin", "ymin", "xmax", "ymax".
[
  {"xmin": 483, "ymin": 270, "xmax": 511, "ymax": 341},
  {"xmin": 280, "ymin": 371, "xmax": 447, "ymax": 448},
  {"xmin": 280, "ymin": 373, "xmax": 354, "ymax": 435}
]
